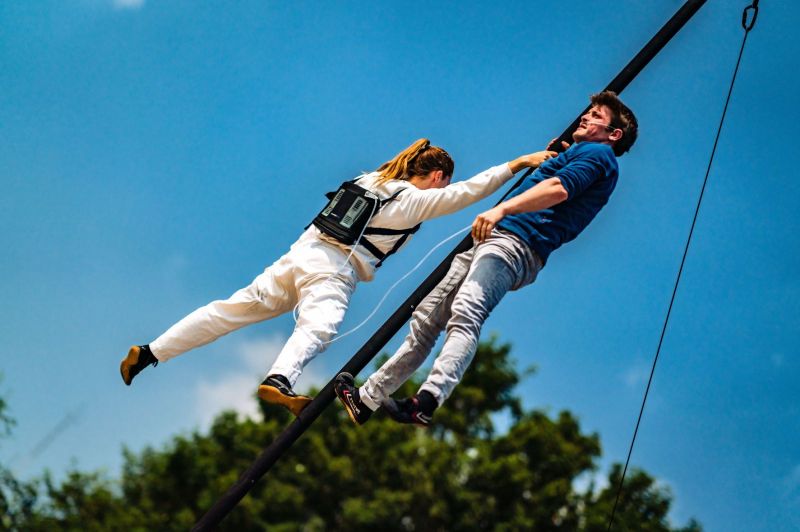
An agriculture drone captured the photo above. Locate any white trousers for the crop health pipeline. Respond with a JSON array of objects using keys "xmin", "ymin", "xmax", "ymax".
[{"xmin": 149, "ymin": 238, "xmax": 358, "ymax": 386}]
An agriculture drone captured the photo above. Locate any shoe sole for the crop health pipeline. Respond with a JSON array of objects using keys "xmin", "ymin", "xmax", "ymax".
[
  {"xmin": 334, "ymin": 373, "xmax": 365, "ymax": 426},
  {"xmin": 120, "ymin": 345, "xmax": 141, "ymax": 386},
  {"xmin": 336, "ymin": 388, "xmax": 363, "ymax": 426},
  {"xmin": 257, "ymin": 385, "xmax": 312, "ymax": 417}
]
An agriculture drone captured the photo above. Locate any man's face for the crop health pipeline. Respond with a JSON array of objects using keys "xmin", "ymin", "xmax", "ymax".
[{"xmin": 572, "ymin": 104, "xmax": 621, "ymax": 145}]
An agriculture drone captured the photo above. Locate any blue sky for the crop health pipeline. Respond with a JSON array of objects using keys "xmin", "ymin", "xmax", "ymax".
[{"xmin": 1, "ymin": 1, "xmax": 797, "ymax": 530}]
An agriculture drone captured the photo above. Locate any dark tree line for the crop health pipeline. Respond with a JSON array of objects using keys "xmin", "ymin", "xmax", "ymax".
[{"xmin": 1, "ymin": 339, "xmax": 701, "ymax": 531}]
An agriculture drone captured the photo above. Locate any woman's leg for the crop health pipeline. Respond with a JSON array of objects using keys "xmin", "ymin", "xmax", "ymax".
[
  {"xmin": 150, "ymin": 254, "xmax": 298, "ymax": 361},
  {"xmin": 267, "ymin": 271, "xmax": 357, "ymax": 386}
]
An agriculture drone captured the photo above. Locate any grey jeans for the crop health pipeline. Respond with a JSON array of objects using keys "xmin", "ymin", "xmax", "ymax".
[{"xmin": 360, "ymin": 229, "xmax": 542, "ymax": 409}]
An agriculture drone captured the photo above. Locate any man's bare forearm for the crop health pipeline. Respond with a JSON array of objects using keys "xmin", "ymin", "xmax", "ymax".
[
  {"xmin": 471, "ymin": 178, "xmax": 568, "ymax": 242},
  {"xmin": 497, "ymin": 177, "xmax": 568, "ymax": 215}
]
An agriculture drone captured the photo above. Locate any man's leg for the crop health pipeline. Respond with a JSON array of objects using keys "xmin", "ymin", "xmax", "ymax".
[
  {"xmin": 357, "ymin": 249, "xmax": 474, "ymax": 410},
  {"xmin": 418, "ymin": 228, "xmax": 543, "ymax": 407},
  {"xmin": 417, "ymin": 252, "xmax": 516, "ymax": 405}
]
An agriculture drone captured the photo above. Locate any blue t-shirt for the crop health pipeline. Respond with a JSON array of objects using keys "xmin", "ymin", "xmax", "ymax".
[{"xmin": 496, "ymin": 141, "xmax": 618, "ymax": 264}]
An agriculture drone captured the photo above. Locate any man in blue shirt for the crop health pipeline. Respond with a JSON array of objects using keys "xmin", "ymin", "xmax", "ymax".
[{"xmin": 335, "ymin": 91, "xmax": 638, "ymax": 426}]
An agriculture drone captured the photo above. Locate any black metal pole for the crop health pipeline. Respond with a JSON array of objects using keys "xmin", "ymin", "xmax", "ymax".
[{"xmin": 192, "ymin": 1, "xmax": 706, "ymax": 529}]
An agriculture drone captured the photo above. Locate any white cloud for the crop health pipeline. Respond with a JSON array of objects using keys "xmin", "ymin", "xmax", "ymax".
[
  {"xmin": 192, "ymin": 335, "xmax": 331, "ymax": 429},
  {"xmin": 785, "ymin": 464, "xmax": 800, "ymax": 496},
  {"xmin": 293, "ymin": 361, "xmax": 328, "ymax": 396},
  {"xmin": 195, "ymin": 373, "xmax": 261, "ymax": 430},
  {"xmin": 572, "ymin": 471, "xmax": 609, "ymax": 495},
  {"xmin": 623, "ymin": 361, "xmax": 650, "ymax": 389},
  {"xmin": 162, "ymin": 253, "xmax": 188, "ymax": 278},
  {"xmin": 193, "ymin": 336, "xmax": 284, "ymax": 429},
  {"xmin": 783, "ymin": 465, "xmax": 800, "ymax": 526},
  {"xmin": 112, "ymin": 0, "xmax": 145, "ymax": 10}
]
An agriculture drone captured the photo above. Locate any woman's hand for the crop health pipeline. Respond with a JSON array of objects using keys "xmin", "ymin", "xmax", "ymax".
[
  {"xmin": 527, "ymin": 150, "xmax": 558, "ymax": 167},
  {"xmin": 546, "ymin": 138, "xmax": 571, "ymax": 152},
  {"xmin": 471, "ymin": 205, "xmax": 507, "ymax": 243},
  {"xmin": 508, "ymin": 150, "xmax": 557, "ymax": 173}
]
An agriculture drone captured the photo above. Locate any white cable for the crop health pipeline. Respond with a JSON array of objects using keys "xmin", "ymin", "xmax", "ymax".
[
  {"xmin": 292, "ymin": 183, "xmax": 474, "ymax": 348},
  {"xmin": 584, "ymin": 119, "xmax": 615, "ymax": 131},
  {"xmin": 320, "ymin": 224, "xmax": 471, "ymax": 346},
  {"xmin": 291, "ymin": 190, "xmax": 379, "ymax": 323}
]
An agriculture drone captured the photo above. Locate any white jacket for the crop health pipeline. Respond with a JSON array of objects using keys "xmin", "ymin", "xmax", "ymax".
[{"xmin": 296, "ymin": 163, "xmax": 515, "ymax": 281}]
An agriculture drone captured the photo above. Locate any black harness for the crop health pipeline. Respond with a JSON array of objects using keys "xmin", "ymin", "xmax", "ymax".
[{"xmin": 311, "ymin": 178, "xmax": 421, "ymax": 268}]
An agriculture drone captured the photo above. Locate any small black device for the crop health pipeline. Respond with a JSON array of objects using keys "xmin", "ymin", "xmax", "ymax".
[
  {"xmin": 312, "ymin": 181, "xmax": 381, "ymax": 245},
  {"xmin": 310, "ymin": 178, "xmax": 421, "ymax": 267}
]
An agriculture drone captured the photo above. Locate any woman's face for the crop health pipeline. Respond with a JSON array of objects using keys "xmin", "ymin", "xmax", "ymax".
[
  {"xmin": 408, "ymin": 169, "xmax": 451, "ymax": 190},
  {"xmin": 425, "ymin": 169, "xmax": 451, "ymax": 190}
]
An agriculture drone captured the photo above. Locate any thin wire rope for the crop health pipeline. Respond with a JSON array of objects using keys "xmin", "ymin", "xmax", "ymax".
[
  {"xmin": 607, "ymin": 4, "xmax": 758, "ymax": 529},
  {"xmin": 320, "ymin": 225, "xmax": 471, "ymax": 345}
]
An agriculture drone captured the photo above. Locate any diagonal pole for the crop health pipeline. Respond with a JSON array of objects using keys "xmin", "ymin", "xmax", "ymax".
[{"xmin": 193, "ymin": 1, "xmax": 707, "ymax": 529}]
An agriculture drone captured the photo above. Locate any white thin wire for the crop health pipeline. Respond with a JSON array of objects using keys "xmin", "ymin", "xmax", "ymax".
[
  {"xmin": 320, "ymin": 224, "xmax": 471, "ymax": 346},
  {"xmin": 291, "ymin": 192, "xmax": 379, "ymax": 323}
]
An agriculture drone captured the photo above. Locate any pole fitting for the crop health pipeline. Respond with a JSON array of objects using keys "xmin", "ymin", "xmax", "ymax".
[{"xmin": 742, "ymin": 0, "xmax": 759, "ymax": 32}]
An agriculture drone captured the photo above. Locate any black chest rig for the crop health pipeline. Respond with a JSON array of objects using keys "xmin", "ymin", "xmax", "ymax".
[{"xmin": 311, "ymin": 178, "xmax": 421, "ymax": 267}]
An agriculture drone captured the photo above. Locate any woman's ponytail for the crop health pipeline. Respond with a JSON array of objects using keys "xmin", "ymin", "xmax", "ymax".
[{"xmin": 375, "ymin": 138, "xmax": 432, "ymax": 185}]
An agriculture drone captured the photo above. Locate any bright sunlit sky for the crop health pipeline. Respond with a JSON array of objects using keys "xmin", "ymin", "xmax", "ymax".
[{"xmin": 1, "ymin": 1, "xmax": 797, "ymax": 530}]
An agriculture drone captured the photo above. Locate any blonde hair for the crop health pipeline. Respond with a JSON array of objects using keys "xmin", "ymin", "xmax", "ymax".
[{"xmin": 375, "ymin": 138, "xmax": 455, "ymax": 186}]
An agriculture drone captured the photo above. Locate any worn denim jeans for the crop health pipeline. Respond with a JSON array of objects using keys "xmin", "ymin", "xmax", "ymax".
[{"xmin": 360, "ymin": 229, "xmax": 542, "ymax": 409}]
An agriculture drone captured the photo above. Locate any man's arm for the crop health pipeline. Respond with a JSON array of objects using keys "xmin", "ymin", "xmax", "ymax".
[
  {"xmin": 392, "ymin": 150, "xmax": 557, "ymax": 227},
  {"xmin": 471, "ymin": 177, "xmax": 568, "ymax": 242}
]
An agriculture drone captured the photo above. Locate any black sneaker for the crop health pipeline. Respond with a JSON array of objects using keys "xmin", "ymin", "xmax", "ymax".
[
  {"xmin": 334, "ymin": 372, "xmax": 372, "ymax": 426},
  {"xmin": 382, "ymin": 391, "xmax": 437, "ymax": 427},
  {"xmin": 257, "ymin": 374, "xmax": 312, "ymax": 417},
  {"xmin": 120, "ymin": 345, "xmax": 158, "ymax": 386}
]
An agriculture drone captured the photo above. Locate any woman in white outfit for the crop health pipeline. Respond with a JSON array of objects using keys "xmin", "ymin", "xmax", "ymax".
[{"xmin": 120, "ymin": 139, "xmax": 555, "ymax": 416}]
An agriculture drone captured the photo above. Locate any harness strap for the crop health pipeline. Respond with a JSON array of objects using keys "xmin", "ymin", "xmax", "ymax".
[
  {"xmin": 361, "ymin": 222, "xmax": 421, "ymax": 267},
  {"xmin": 372, "ymin": 226, "xmax": 419, "ymax": 268},
  {"xmin": 363, "ymin": 226, "xmax": 419, "ymax": 236},
  {"xmin": 360, "ymin": 186, "xmax": 420, "ymax": 267},
  {"xmin": 379, "ymin": 189, "xmax": 404, "ymax": 205},
  {"xmin": 358, "ymin": 239, "xmax": 387, "ymax": 263},
  {"xmin": 318, "ymin": 178, "xmax": 421, "ymax": 267}
]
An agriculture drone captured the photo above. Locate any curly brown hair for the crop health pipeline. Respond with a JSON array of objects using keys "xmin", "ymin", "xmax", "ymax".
[{"xmin": 590, "ymin": 91, "xmax": 638, "ymax": 156}]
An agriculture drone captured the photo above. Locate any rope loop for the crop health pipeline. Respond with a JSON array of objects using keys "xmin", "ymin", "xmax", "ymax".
[{"xmin": 742, "ymin": 0, "xmax": 759, "ymax": 32}]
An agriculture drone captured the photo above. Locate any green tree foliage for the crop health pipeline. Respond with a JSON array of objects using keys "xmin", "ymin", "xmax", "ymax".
[
  {"xmin": 1, "ymin": 376, "xmax": 38, "ymax": 531},
  {"xmin": 7, "ymin": 339, "xmax": 701, "ymax": 531}
]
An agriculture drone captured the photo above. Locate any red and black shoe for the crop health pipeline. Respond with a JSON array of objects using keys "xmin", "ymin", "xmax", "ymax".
[
  {"xmin": 382, "ymin": 391, "xmax": 437, "ymax": 427},
  {"xmin": 120, "ymin": 345, "xmax": 158, "ymax": 386},
  {"xmin": 334, "ymin": 372, "xmax": 372, "ymax": 426}
]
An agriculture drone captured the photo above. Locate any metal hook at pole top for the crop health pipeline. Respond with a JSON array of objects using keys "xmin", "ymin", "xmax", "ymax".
[{"xmin": 742, "ymin": 0, "xmax": 759, "ymax": 32}]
